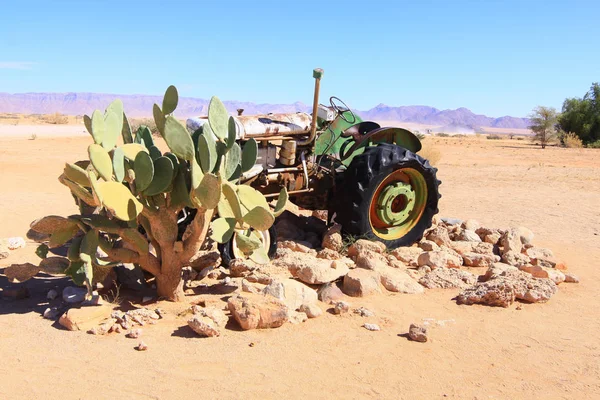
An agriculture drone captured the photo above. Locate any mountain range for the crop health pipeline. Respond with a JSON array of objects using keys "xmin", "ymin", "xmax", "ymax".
[{"xmin": 0, "ymin": 92, "xmax": 530, "ymax": 130}]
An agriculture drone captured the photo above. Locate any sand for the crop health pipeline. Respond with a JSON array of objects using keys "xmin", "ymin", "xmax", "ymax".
[{"xmin": 0, "ymin": 134, "xmax": 599, "ymax": 399}]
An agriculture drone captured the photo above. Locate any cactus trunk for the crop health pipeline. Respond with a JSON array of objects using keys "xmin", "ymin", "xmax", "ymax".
[{"xmin": 155, "ymin": 250, "xmax": 185, "ymax": 301}]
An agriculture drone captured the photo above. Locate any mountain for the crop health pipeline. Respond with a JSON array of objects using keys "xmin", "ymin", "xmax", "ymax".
[
  {"xmin": 0, "ymin": 92, "xmax": 529, "ymax": 129},
  {"xmin": 362, "ymin": 104, "xmax": 530, "ymax": 129}
]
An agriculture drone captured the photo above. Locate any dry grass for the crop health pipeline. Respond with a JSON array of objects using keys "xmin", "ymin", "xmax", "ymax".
[
  {"xmin": 42, "ymin": 112, "xmax": 69, "ymax": 125},
  {"xmin": 420, "ymin": 139, "xmax": 441, "ymax": 165},
  {"xmin": 564, "ymin": 132, "xmax": 584, "ymax": 148}
]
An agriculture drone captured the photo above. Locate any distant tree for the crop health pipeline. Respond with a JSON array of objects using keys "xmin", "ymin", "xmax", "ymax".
[
  {"xmin": 559, "ymin": 83, "xmax": 600, "ymax": 144},
  {"xmin": 528, "ymin": 106, "xmax": 559, "ymax": 149}
]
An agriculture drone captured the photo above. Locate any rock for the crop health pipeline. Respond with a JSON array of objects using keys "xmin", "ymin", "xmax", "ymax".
[
  {"xmin": 564, "ymin": 272, "xmax": 579, "ymax": 283},
  {"xmin": 316, "ymin": 248, "xmax": 342, "ymax": 260},
  {"xmin": 342, "ymin": 269, "xmax": 382, "ymax": 297},
  {"xmin": 524, "ymin": 247, "xmax": 559, "ymax": 268},
  {"xmin": 46, "ymin": 289, "xmax": 58, "ymax": 300},
  {"xmin": 126, "ymin": 328, "xmax": 143, "ymax": 339},
  {"xmin": 322, "ymin": 223, "xmax": 343, "ymax": 252},
  {"xmin": 279, "ymin": 240, "xmax": 314, "ymax": 253},
  {"xmin": 332, "ymin": 300, "xmax": 350, "ymax": 315},
  {"xmin": 475, "ymin": 227, "xmax": 503, "ymax": 245},
  {"xmin": 227, "ymin": 293, "xmax": 289, "ymax": 330},
  {"xmin": 461, "ymin": 219, "xmax": 481, "ymax": 231},
  {"xmin": 136, "ymin": 341, "xmax": 148, "ymax": 351},
  {"xmin": 419, "ymin": 268, "xmax": 477, "ymax": 289},
  {"xmin": 353, "ymin": 307, "xmax": 375, "ymax": 317},
  {"xmin": 299, "ymin": 303, "xmax": 323, "ymax": 318},
  {"xmin": 450, "ymin": 241, "xmax": 495, "ymax": 256},
  {"xmin": 241, "ymin": 279, "xmax": 263, "ymax": 294},
  {"xmin": 417, "ymin": 250, "xmax": 462, "ymax": 269},
  {"xmin": 386, "ymin": 256, "xmax": 408, "ymax": 270},
  {"xmin": 462, "ymin": 252, "xmax": 500, "ymax": 268},
  {"xmin": 245, "ymin": 272, "xmax": 273, "ymax": 285},
  {"xmin": 418, "ymin": 240, "xmax": 440, "ymax": 251},
  {"xmin": 378, "ymin": 267, "xmax": 424, "ymax": 294},
  {"xmin": 362, "ymin": 323, "xmax": 380, "ymax": 331},
  {"xmin": 303, "ymin": 232, "xmax": 322, "ymax": 249},
  {"xmin": 458, "ymin": 269, "xmax": 557, "ymax": 307},
  {"xmin": 263, "ymin": 279, "xmax": 318, "ymax": 311},
  {"xmin": 389, "ymin": 246, "xmax": 423, "ymax": 266},
  {"xmin": 440, "ymin": 217, "xmax": 463, "ymax": 226},
  {"xmin": 515, "ymin": 226, "xmax": 534, "ymax": 245},
  {"xmin": 0, "ymin": 242, "xmax": 9, "ymax": 259},
  {"xmin": 318, "ymin": 282, "xmax": 345, "ymax": 303},
  {"xmin": 229, "ymin": 259, "xmax": 257, "ymax": 278},
  {"xmin": 426, "ymin": 226, "xmax": 452, "ymax": 247},
  {"xmin": 482, "ymin": 263, "xmax": 519, "ymax": 281},
  {"xmin": 181, "ymin": 266, "xmax": 198, "ymax": 282},
  {"xmin": 408, "ymin": 324, "xmax": 428, "ymax": 342},
  {"xmin": 456, "ymin": 230, "xmax": 482, "ymax": 242},
  {"xmin": 501, "ymin": 250, "xmax": 530, "ymax": 268},
  {"xmin": 355, "ymin": 249, "xmax": 389, "ymax": 271},
  {"xmin": 43, "ymin": 307, "xmax": 61, "ymax": 319},
  {"xmin": 62, "ymin": 286, "xmax": 87, "ymax": 303},
  {"xmin": 87, "ymin": 320, "xmax": 115, "ymax": 335},
  {"xmin": 189, "ymin": 250, "xmax": 221, "ymax": 271},
  {"xmin": 58, "ymin": 305, "xmax": 113, "ymax": 331},
  {"xmin": 347, "ymin": 239, "xmax": 386, "ymax": 259},
  {"xmin": 457, "ymin": 280, "xmax": 516, "ymax": 308},
  {"xmin": 279, "ymin": 252, "xmax": 349, "ymax": 284},
  {"xmin": 500, "ymin": 229, "xmax": 524, "ymax": 255},
  {"xmin": 288, "ymin": 311, "xmax": 308, "ymax": 324},
  {"xmin": 188, "ymin": 308, "xmax": 227, "ymax": 337},
  {"xmin": 519, "ymin": 265, "xmax": 565, "ymax": 284},
  {"xmin": 3, "ymin": 237, "xmax": 26, "ymax": 250},
  {"xmin": 114, "ymin": 264, "xmax": 149, "ymax": 291}
]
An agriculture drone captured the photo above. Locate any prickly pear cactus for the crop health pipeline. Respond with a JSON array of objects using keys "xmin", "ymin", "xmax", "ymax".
[{"xmin": 13, "ymin": 87, "xmax": 287, "ymax": 301}]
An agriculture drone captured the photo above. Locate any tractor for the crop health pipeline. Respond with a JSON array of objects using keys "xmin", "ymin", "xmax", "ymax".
[{"xmin": 186, "ymin": 68, "xmax": 441, "ymax": 262}]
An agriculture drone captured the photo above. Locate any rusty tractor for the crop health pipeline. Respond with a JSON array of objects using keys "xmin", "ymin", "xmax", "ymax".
[{"xmin": 186, "ymin": 68, "xmax": 440, "ymax": 262}]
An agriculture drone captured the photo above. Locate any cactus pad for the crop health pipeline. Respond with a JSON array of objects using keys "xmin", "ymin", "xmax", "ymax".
[
  {"xmin": 241, "ymin": 138, "xmax": 258, "ymax": 172},
  {"xmin": 144, "ymin": 156, "xmax": 174, "ymax": 197},
  {"xmin": 164, "ymin": 116, "xmax": 195, "ymax": 161},
  {"xmin": 134, "ymin": 151, "xmax": 154, "ymax": 192},
  {"xmin": 88, "ymin": 144, "xmax": 113, "ymax": 181},
  {"xmin": 97, "ymin": 181, "xmax": 144, "ymax": 221},
  {"xmin": 162, "ymin": 85, "xmax": 178, "ymax": 115},
  {"xmin": 208, "ymin": 96, "xmax": 229, "ymax": 140}
]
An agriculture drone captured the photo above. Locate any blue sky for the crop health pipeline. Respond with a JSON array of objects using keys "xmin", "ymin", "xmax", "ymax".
[{"xmin": 1, "ymin": 0, "xmax": 599, "ymax": 117}]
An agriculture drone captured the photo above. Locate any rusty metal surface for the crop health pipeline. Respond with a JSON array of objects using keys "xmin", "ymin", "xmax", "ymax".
[{"xmin": 233, "ymin": 112, "xmax": 312, "ymax": 139}]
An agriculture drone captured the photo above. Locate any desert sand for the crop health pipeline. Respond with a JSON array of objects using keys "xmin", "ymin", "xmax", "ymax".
[{"xmin": 1, "ymin": 132, "xmax": 599, "ymax": 399}]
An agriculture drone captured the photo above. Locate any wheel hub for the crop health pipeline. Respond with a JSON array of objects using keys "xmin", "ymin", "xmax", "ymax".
[{"xmin": 375, "ymin": 182, "xmax": 415, "ymax": 225}]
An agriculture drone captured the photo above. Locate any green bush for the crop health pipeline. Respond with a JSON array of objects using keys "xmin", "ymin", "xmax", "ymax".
[{"xmin": 587, "ymin": 140, "xmax": 600, "ymax": 148}]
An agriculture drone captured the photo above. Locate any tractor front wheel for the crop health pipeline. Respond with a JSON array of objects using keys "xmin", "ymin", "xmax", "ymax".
[{"xmin": 335, "ymin": 144, "xmax": 440, "ymax": 249}]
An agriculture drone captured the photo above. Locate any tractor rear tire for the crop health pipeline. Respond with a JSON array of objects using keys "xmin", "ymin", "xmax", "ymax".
[{"xmin": 335, "ymin": 144, "xmax": 440, "ymax": 249}]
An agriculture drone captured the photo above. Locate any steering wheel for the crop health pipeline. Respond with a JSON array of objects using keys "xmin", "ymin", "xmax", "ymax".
[{"xmin": 330, "ymin": 96, "xmax": 356, "ymax": 124}]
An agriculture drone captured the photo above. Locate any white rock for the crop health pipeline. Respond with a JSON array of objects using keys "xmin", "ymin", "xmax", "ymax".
[
  {"xmin": 263, "ymin": 279, "xmax": 318, "ymax": 311},
  {"xmin": 362, "ymin": 323, "xmax": 380, "ymax": 331}
]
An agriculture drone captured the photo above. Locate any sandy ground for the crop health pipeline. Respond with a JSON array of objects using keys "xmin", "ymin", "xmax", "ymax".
[{"xmin": 0, "ymin": 134, "xmax": 599, "ymax": 400}]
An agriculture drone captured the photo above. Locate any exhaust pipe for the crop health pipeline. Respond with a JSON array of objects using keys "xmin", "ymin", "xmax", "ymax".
[{"xmin": 298, "ymin": 68, "xmax": 323, "ymax": 146}]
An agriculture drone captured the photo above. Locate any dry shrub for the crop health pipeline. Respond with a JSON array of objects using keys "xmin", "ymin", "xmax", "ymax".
[
  {"xmin": 419, "ymin": 140, "xmax": 441, "ymax": 166},
  {"xmin": 130, "ymin": 118, "xmax": 160, "ymax": 137},
  {"xmin": 486, "ymin": 134, "xmax": 502, "ymax": 140},
  {"xmin": 44, "ymin": 112, "xmax": 69, "ymax": 124},
  {"xmin": 564, "ymin": 132, "xmax": 583, "ymax": 148}
]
